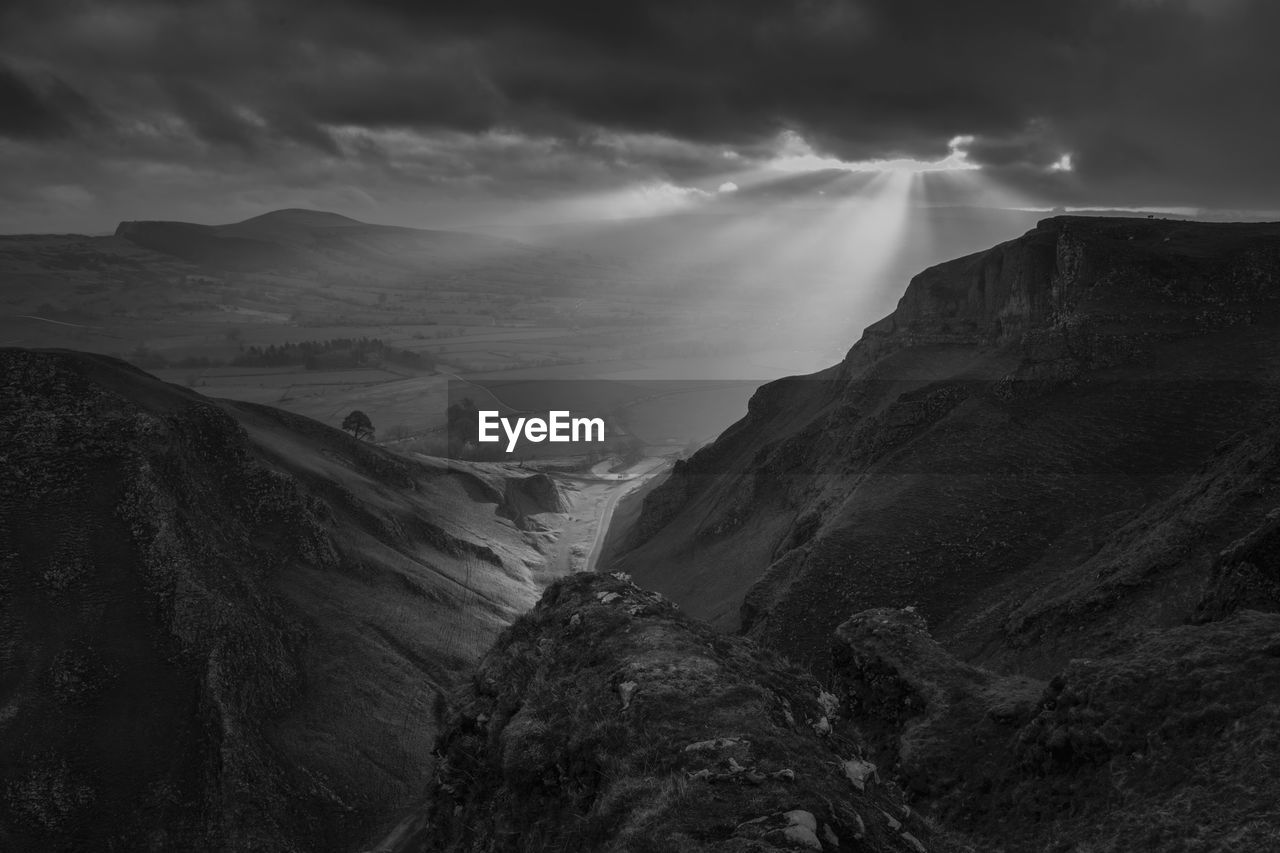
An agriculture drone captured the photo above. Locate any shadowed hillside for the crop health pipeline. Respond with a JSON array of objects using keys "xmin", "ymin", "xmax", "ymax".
[
  {"xmin": 828, "ymin": 606, "xmax": 1280, "ymax": 852},
  {"xmin": 617, "ymin": 216, "xmax": 1280, "ymax": 676},
  {"xmin": 385, "ymin": 572, "xmax": 1280, "ymax": 853},
  {"xmin": 0, "ymin": 348, "xmax": 566, "ymax": 852}
]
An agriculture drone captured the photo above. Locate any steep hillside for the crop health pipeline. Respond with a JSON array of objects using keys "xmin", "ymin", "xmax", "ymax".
[
  {"xmin": 828, "ymin": 606, "xmax": 1280, "ymax": 852},
  {"xmin": 616, "ymin": 216, "xmax": 1280, "ymax": 675},
  {"xmin": 0, "ymin": 348, "xmax": 565, "ymax": 852}
]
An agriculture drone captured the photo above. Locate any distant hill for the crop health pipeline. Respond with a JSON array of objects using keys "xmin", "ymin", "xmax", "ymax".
[
  {"xmin": 232, "ymin": 208, "xmax": 368, "ymax": 230},
  {"xmin": 0, "ymin": 348, "xmax": 566, "ymax": 852},
  {"xmin": 114, "ymin": 208, "xmax": 528, "ymax": 273}
]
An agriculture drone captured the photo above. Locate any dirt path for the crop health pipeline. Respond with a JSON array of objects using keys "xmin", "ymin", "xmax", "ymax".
[{"xmin": 542, "ymin": 456, "xmax": 672, "ymax": 576}]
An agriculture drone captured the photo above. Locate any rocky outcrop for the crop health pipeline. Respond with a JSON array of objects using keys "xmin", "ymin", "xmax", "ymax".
[
  {"xmin": 829, "ymin": 606, "xmax": 1280, "ymax": 853},
  {"xmin": 852, "ymin": 216, "xmax": 1280, "ymax": 369},
  {"xmin": 830, "ymin": 609, "xmax": 1041, "ymax": 806},
  {"xmin": 379, "ymin": 571, "xmax": 1280, "ymax": 853},
  {"xmin": 404, "ymin": 573, "xmax": 959, "ymax": 853},
  {"xmin": 502, "ymin": 472, "xmax": 571, "ymax": 524}
]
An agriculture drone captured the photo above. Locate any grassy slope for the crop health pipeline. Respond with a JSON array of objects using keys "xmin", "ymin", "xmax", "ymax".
[{"xmin": 0, "ymin": 348, "xmax": 560, "ymax": 852}]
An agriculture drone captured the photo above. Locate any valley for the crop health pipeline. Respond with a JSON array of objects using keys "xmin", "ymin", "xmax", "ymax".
[
  {"xmin": 6, "ymin": 0, "xmax": 1278, "ymax": 849},
  {"xmin": 6, "ymin": 212, "xmax": 1280, "ymax": 853}
]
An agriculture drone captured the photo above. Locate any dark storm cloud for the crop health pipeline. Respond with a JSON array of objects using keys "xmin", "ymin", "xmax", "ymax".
[
  {"xmin": 166, "ymin": 82, "xmax": 263, "ymax": 152},
  {"xmin": 303, "ymin": 47, "xmax": 503, "ymax": 133},
  {"xmin": 0, "ymin": 61, "xmax": 99, "ymax": 140},
  {"xmin": 2, "ymin": 0, "xmax": 1279, "ymax": 229},
  {"xmin": 338, "ymin": 0, "xmax": 1075, "ymax": 155}
]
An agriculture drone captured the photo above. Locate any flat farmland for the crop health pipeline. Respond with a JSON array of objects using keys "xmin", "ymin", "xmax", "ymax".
[
  {"xmin": 151, "ymin": 366, "xmax": 454, "ymax": 435},
  {"xmin": 1, "ymin": 227, "xmax": 842, "ymax": 460},
  {"xmin": 153, "ymin": 342, "xmax": 828, "ymax": 450},
  {"xmin": 5, "ymin": 299, "xmax": 829, "ymax": 453}
]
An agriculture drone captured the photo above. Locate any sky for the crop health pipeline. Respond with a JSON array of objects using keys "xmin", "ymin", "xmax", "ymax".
[{"xmin": 2, "ymin": 0, "xmax": 1279, "ymax": 233}]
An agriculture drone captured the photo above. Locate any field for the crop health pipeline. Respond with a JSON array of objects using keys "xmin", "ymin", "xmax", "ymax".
[{"xmin": 0, "ymin": 225, "xmax": 833, "ymax": 463}]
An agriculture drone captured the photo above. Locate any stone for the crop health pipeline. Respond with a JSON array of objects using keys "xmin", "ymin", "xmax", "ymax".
[{"xmin": 841, "ymin": 757, "xmax": 876, "ymax": 791}]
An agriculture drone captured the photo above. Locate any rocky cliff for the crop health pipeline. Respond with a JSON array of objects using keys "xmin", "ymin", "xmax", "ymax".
[
  {"xmin": 0, "ymin": 349, "xmax": 562, "ymax": 852},
  {"xmin": 616, "ymin": 216, "xmax": 1280, "ymax": 677}
]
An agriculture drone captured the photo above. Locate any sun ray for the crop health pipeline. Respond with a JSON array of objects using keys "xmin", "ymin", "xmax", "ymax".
[{"xmin": 486, "ymin": 129, "xmax": 1035, "ymax": 358}]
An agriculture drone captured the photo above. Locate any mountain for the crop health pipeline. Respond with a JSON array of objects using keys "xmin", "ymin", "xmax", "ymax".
[
  {"xmin": 616, "ymin": 215, "xmax": 1280, "ymax": 678},
  {"xmin": 114, "ymin": 208, "xmax": 526, "ymax": 273},
  {"xmin": 230, "ymin": 209, "xmax": 369, "ymax": 231},
  {"xmin": 0, "ymin": 348, "xmax": 566, "ymax": 852}
]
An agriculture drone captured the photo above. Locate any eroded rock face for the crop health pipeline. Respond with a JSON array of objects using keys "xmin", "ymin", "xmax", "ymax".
[
  {"xmin": 830, "ymin": 606, "xmax": 1280, "ymax": 853},
  {"xmin": 830, "ymin": 609, "xmax": 1041, "ymax": 807},
  {"xmin": 408, "ymin": 573, "xmax": 957, "ymax": 853},
  {"xmin": 502, "ymin": 472, "xmax": 571, "ymax": 521}
]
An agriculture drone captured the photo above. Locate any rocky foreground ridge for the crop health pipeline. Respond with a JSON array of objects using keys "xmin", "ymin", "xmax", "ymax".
[
  {"xmin": 396, "ymin": 572, "xmax": 952, "ymax": 853},
  {"xmin": 388, "ymin": 570, "xmax": 1280, "ymax": 852}
]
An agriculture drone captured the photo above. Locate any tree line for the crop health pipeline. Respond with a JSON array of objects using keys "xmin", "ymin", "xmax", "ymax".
[
  {"xmin": 231, "ymin": 337, "xmax": 436, "ymax": 370},
  {"xmin": 125, "ymin": 337, "xmax": 436, "ymax": 372}
]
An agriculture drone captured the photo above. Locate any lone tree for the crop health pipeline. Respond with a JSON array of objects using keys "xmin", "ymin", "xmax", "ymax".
[
  {"xmin": 445, "ymin": 397, "xmax": 480, "ymax": 458},
  {"xmin": 342, "ymin": 410, "xmax": 374, "ymax": 441}
]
